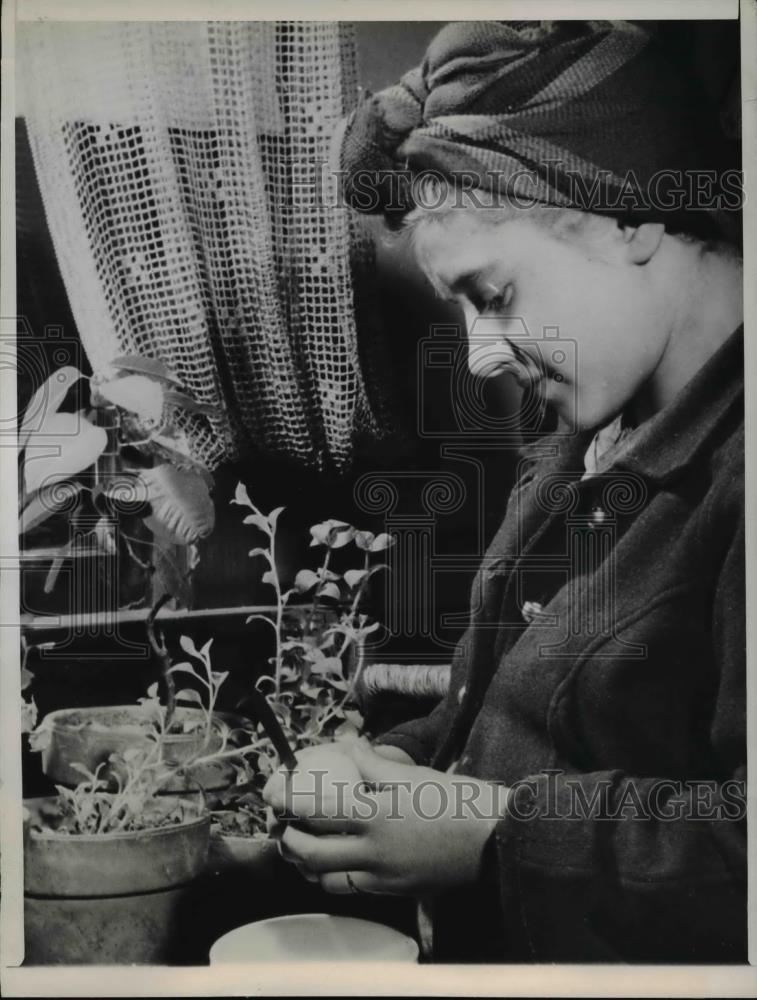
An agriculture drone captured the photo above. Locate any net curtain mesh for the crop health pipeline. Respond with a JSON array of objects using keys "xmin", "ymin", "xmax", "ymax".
[{"xmin": 18, "ymin": 21, "xmax": 394, "ymax": 473}]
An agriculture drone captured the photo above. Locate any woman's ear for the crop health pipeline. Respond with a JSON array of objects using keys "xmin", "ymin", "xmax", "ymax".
[{"xmin": 620, "ymin": 221, "xmax": 665, "ymax": 264}]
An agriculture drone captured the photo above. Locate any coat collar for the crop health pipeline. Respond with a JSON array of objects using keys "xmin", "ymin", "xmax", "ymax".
[{"xmin": 609, "ymin": 325, "xmax": 743, "ymax": 485}]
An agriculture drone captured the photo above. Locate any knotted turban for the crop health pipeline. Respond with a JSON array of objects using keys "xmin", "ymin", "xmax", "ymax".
[{"xmin": 339, "ymin": 21, "xmax": 734, "ymax": 237}]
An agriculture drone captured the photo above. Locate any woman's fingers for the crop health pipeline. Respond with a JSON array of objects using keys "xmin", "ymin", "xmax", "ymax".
[
  {"xmin": 267, "ymin": 785, "xmax": 373, "ymax": 833},
  {"xmin": 275, "ymin": 808, "xmax": 364, "ymax": 835},
  {"xmin": 279, "ymin": 823, "xmax": 368, "ymax": 874},
  {"xmin": 266, "ymin": 806, "xmax": 286, "ymax": 839}
]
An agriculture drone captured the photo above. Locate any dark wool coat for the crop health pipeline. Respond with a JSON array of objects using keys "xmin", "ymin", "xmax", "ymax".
[{"xmin": 376, "ymin": 328, "xmax": 746, "ymax": 963}]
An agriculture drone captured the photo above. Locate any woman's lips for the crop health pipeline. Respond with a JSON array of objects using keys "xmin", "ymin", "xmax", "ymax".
[
  {"xmin": 488, "ymin": 362, "xmax": 543, "ymax": 391},
  {"xmin": 467, "ymin": 344, "xmax": 548, "ymax": 390}
]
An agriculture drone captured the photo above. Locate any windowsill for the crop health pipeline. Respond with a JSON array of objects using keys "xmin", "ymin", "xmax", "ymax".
[{"xmin": 20, "ymin": 604, "xmax": 282, "ymax": 632}]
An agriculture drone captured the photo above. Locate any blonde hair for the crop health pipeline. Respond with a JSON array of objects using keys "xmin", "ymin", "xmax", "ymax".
[{"xmin": 395, "ymin": 174, "xmax": 731, "ymax": 282}]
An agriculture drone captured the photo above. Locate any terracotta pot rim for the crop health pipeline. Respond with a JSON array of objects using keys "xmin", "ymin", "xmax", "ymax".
[{"xmin": 41, "ymin": 706, "xmax": 249, "ymax": 745}]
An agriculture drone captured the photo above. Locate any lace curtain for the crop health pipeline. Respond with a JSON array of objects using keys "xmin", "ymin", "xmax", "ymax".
[{"xmin": 18, "ymin": 21, "xmax": 389, "ymax": 473}]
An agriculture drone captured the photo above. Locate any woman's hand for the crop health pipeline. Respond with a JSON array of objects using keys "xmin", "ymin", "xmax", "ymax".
[{"xmin": 263, "ymin": 738, "xmax": 510, "ymax": 896}]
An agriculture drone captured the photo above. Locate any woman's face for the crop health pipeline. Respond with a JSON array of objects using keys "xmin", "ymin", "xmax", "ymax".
[{"xmin": 412, "ymin": 210, "xmax": 672, "ymax": 431}]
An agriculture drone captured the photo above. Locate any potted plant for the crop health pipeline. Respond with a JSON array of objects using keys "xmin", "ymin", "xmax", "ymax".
[
  {"xmin": 18, "ymin": 353, "xmax": 216, "ymax": 612},
  {"xmin": 23, "ymin": 651, "xmax": 266, "ymax": 964},
  {"xmin": 206, "ymin": 484, "xmax": 394, "ymax": 873},
  {"xmin": 28, "ymin": 599, "xmax": 260, "ymax": 796}
]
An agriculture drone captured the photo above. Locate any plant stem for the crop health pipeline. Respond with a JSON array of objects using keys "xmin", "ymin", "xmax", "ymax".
[
  {"xmin": 185, "ymin": 737, "xmax": 267, "ymax": 770},
  {"xmin": 146, "ymin": 593, "xmax": 175, "ymax": 727},
  {"xmin": 335, "ymin": 552, "xmax": 370, "ymax": 665},
  {"xmin": 341, "ymin": 638, "xmax": 366, "ymax": 709},
  {"xmin": 267, "ymin": 528, "xmax": 284, "ymax": 697},
  {"xmin": 306, "ymin": 548, "xmax": 331, "ymax": 637}
]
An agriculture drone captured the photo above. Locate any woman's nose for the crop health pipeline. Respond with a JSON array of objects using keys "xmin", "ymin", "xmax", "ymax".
[{"xmin": 463, "ymin": 308, "xmax": 518, "ymax": 378}]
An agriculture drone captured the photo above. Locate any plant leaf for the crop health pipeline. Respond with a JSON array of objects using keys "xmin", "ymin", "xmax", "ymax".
[
  {"xmin": 366, "ymin": 562, "xmax": 390, "ymax": 578},
  {"xmin": 131, "ymin": 433, "xmax": 214, "ymax": 487},
  {"xmin": 329, "ymin": 527, "xmax": 356, "ymax": 549},
  {"xmin": 309, "ymin": 656, "xmax": 343, "ymax": 676},
  {"xmin": 19, "ymin": 480, "xmax": 83, "ymax": 535},
  {"xmin": 261, "ymin": 569, "xmax": 276, "ymax": 587},
  {"xmin": 101, "ymin": 473, "xmax": 147, "ymax": 503},
  {"xmin": 179, "ymin": 635, "xmax": 199, "ymax": 656},
  {"xmin": 231, "ymin": 481, "xmax": 253, "ymax": 508},
  {"xmin": 19, "ymin": 366, "xmax": 85, "ymax": 451},
  {"xmin": 245, "ymin": 613, "xmax": 276, "ymax": 630},
  {"xmin": 140, "ymin": 464, "xmax": 215, "ymax": 545},
  {"xmin": 167, "ymin": 664, "xmax": 200, "ymax": 679},
  {"xmin": 267, "ymin": 506, "xmax": 285, "ymax": 528},
  {"xmin": 243, "ymin": 513, "xmax": 271, "ymax": 533},
  {"xmin": 163, "ymin": 389, "xmax": 216, "ymax": 416},
  {"xmin": 343, "ymin": 568, "xmax": 368, "ymax": 589},
  {"xmin": 353, "ymin": 530, "xmax": 375, "ymax": 551},
  {"xmin": 325, "ymin": 677, "xmax": 349, "ymax": 692},
  {"xmin": 24, "ymin": 414, "xmax": 107, "ymax": 494},
  {"xmin": 370, "ymin": 533, "xmax": 394, "ymax": 552},
  {"xmin": 69, "ymin": 761, "xmax": 96, "ymax": 778},
  {"xmin": 293, "ymin": 569, "xmax": 320, "ymax": 594},
  {"xmin": 309, "ymin": 519, "xmax": 354, "ymax": 548},
  {"xmin": 317, "ymin": 581, "xmax": 341, "ymax": 601},
  {"xmin": 248, "ymin": 547, "xmax": 269, "ymax": 560},
  {"xmin": 98, "ymin": 375, "xmax": 164, "ymax": 424},
  {"xmin": 111, "ymin": 354, "xmax": 181, "ymax": 384}
]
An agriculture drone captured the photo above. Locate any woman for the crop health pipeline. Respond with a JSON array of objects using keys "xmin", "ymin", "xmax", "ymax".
[{"xmin": 264, "ymin": 21, "xmax": 745, "ymax": 963}]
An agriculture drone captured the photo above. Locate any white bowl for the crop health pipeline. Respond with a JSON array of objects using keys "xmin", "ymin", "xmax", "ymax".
[{"xmin": 209, "ymin": 913, "xmax": 419, "ymax": 963}]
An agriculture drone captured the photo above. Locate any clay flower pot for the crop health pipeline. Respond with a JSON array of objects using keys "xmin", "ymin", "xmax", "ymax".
[
  {"xmin": 38, "ymin": 706, "xmax": 252, "ymax": 793},
  {"xmin": 23, "ymin": 796, "xmax": 210, "ymax": 965},
  {"xmin": 207, "ymin": 828, "xmax": 278, "ymax": 880}
]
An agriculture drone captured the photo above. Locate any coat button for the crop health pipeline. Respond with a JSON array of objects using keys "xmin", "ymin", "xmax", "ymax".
[
  {"xmin": 591, "ymin": 506, "xmax": 607, "ymax": 524},
  {"xmin": 457, "ymin": 684, "xmax": 466, "ymax": 703}
]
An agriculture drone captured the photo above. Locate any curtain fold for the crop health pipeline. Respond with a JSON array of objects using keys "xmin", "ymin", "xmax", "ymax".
[{"xmin": 19, "ymin": 20, "xmax": 390, "ymax": 473}]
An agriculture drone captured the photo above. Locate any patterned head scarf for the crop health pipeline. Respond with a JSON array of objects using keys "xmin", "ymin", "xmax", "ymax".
[{"xmin": 340, "ymin": 21, "xmax": 732, "ymax": 237}]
